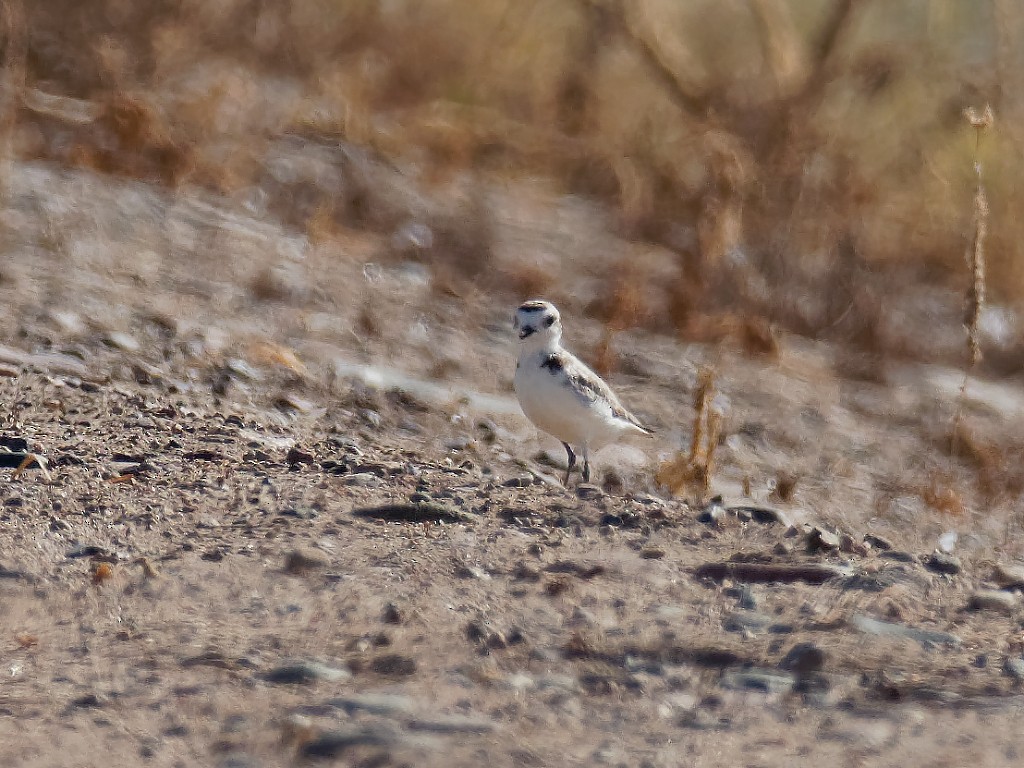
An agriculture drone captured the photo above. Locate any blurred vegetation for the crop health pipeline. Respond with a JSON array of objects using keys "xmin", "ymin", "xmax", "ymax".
[{"xmin": 10, "ymin": 0, "xmax": 1024, "ymax": 359}]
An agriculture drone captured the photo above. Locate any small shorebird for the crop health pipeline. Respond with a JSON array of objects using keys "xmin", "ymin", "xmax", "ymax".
[{"xmin": 513, "ymin": 300, "xmax": 652, "ymax": 484}]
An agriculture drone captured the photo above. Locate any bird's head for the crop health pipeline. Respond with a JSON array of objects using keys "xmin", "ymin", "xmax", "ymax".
[{"xmin": 513, "ymin": 299, "xmax": 562, "ymax": 350}]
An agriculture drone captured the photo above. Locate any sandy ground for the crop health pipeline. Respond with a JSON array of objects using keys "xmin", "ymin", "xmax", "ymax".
[{"xmin": 2, "ymin": 158, "xmax": 1024, "ymax": 767}]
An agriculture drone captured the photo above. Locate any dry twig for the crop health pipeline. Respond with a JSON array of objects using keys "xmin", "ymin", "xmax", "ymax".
[{"xmin": 656, "ymin": 366, "xmax": 722, "ymax": 501}]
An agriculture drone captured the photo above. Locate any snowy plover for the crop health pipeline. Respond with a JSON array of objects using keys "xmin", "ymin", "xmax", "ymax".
[{"xmin": 513, "ymin": 300, "xmax": 652, "ymax": 484}]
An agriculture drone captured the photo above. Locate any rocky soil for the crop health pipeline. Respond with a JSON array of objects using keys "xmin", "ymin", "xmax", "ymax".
[{"xmin": 2, "ymin": 158, "xmax": 1024, "ymax": 767}]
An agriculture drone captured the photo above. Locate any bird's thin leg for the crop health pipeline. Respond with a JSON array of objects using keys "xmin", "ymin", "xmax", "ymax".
[
  {"xmin": 582, "ymin": 446, "xmax": 591, "ymax": 483},
  {"xmin": 562, "ymin": 442, "xmax": 577, "ymax": 485}
]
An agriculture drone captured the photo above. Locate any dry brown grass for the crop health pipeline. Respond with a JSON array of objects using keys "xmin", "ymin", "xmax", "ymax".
[
  {"xmin": 963, "ymin": 105, "xmax": 993, "ymax": 369},
  {"xmin": 656, "ymin": 366, "xmax": 722, "ymax": 501},
  {"xmin": 920, "ymin": 477, "xmax": 967, "ymax": 519},
  {"xmin": 13, "ymin": 0, "xmax": 1024, "ymax": 364}
]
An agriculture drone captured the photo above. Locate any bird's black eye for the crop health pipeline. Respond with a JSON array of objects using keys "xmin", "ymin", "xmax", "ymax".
[{"xmin": 544, "ymin": 315, "xmax": 555, "ymax": 328}]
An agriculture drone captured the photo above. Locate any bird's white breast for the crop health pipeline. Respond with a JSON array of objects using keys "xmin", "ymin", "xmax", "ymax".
[{"xmin": 514, "ymin": 350, "xmax": 628, "ymax": 450}]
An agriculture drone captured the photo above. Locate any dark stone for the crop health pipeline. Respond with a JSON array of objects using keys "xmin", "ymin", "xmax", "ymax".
[
  {"xmin": 806, "ymin": 527, "xmax": 840, "ymax": 552},
  {"xmin": 880, "ymin": 550, "xmax": 916, "ymax": 563},
  {"xmin": 261, "ymin": 661, "xmax": 349, "ymax": 684},
  {"xmin": 925, "ymin": 552, "xmax": 962, "ymax": 575},
  {"xmin": 381, "ymin": 602, "xmax": 404, "ymax": 625},
  {"xmin": 779, "ymin": 642, "xmax": 826, "ymax": 675},
  {"xmin": 864, "ymin": 533, "xmax": 894, "ymax": 551},
  {"xmin": 301, "ymin": 725, "xmax": 403, "ymax": 757},
  {"xmin": 285, "ymin": 446, "xmax": 315, "ymax": 465},
  {"xmin": 370, "ymin": 654, "xmax": 417, "ymax": 677}
]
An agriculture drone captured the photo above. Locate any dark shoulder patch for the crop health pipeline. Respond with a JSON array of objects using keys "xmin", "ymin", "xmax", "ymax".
[{"xmin": 541, "ymin": 353, "xmax": 563, "ymax": 374}]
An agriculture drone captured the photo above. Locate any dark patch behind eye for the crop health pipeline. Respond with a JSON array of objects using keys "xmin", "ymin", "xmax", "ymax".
[{"xmin": 543, "ymin": 315, "xmax": 555, "ymax": 327}]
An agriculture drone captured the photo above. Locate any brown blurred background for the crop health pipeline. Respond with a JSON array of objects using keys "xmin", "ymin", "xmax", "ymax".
[{"xmin": 11, "ymin": 0, "xmax": 1021, "ymax": 369}]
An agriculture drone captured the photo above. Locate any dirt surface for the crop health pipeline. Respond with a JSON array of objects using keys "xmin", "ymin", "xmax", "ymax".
[{"xmin": 3, "ymin": 159, "xmax": 1024, "ymax": 767}]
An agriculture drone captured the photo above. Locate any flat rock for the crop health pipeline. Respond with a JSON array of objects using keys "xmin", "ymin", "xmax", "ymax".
[
  {"xmin": 502, "ymin": 475, "xmax": 534, "ymax": 488},
  {"xmin": 370, "ymin": 653, "xmax": 417, "ymax": 676},
  {"xmin": 925, "ymin": 552, "xmax": 962, "ymax": 575},
  {"xmin": 180, "ymin": 650, "xmax": 237, "ymax": 670},
  {"xmin": 820, "ymin": 719, "xmax": 895, "ymax": 751},
  {"xmin": 720, "ymin": 668, "xmax": 794, "ymax": 694},
  {"xmin": 326, "ymin": 693, "xmax": 417, "ymax": 716},
  {"xmin": 285, "ymin": 446, "xmax": 316, "ymax": 465},
  {"xmin": 575, "ymin": 484, "xmax": 603, "ymax": 499},
  {"xmin": 1004, "ymin": 657, "xmax": 1024, "ymax": 681},
  {"xmin": 992, "ymin": 563, "xmax": 1024, "ymax": 590},
  {"xmin": 806, "ymin": 527, "xmax": 840, "ymax": 552},
  {"xmin": 723, "ymin": 611, "xmax": 772, "ymax": 634},
  {"xmin": 301, "ymin": 724, "xmax": 408, "ymax": 757},
  {"xmin": 0, "ymin": 343, "xmax": 88, "ymax": 376},
  {"xmin": 967, "ymin": 589, "xmax": 1018, "ymax": 614},
  {"xmin": 353, "ymin": 503, "xmax": 473, "ymax": 524},
  {"xmin": 694, "ymin": 561, "xmax": 851, "ymax": 584},
  {"xmin": 727, "ymin": 505, "xmax": 790, "ymax": 526},
  {"xmin": 851, "ymin": 614, "xmax": 961, "ymax": 648},
  {"xmin": 0, "ymin": 563, "xmax": 32, "ymax": 580},
  {"xmin": 217, "ymin": 753, "xmax": 260, "ymax": 768},
  {"xmin": 863, "ymin": 533, "xmax": 894, "ymax": 551},
  {"xmin": 406, "ymin": 715, "xmax": 497, "ymax": 734},
  {"xmin": 103, "ymin": 331, "xmax": 140, "ymax": 353},
  {"xmin": 69, "ymin": 692, "xmax": 108, "ymax": 709},
  {"xmin": 66, "ymin": 544, "xmax": 116, "ymax": 561},
  {"xmin": 261, "ymin": 661, "xmax": 350, "ymax": 685},
  {"xmin": 345, "ymin": 472, "xmax": 382, "ymax": 487},
  {"xmin": 880, "ymin": 550, "xmax": 917, "ymax": 563}
]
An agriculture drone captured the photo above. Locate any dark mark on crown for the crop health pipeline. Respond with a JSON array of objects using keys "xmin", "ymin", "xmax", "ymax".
[{"xmin": 518, "ymin": 301, "xmax": 549, "ymax": 313}]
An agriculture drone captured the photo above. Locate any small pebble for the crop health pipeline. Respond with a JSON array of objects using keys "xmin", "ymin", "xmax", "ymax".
[
  {"xmin": 864, "ymin": 533, "xmax": 894, "ymax": 551},
  {"xmin": 283, "ymin": 548, "xmax": 328, "ymax": 574},
  {"xmin": 103, "ymin": 331, "xmax": 140, "ymax": 353},
  {"xmin": 779, "ymin": 642, "xmax": 826, "ymax": 675},
  {"xmin": 575, "ymin": 484, "xmax": 603, "ymax": 500},
  {"xmin": 738, "ymin": 585, "xmax": 759, "ymax": 610},
  {"xmin": 345, "ymin": 473, "xmax": 381, "ymax": 487}
]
